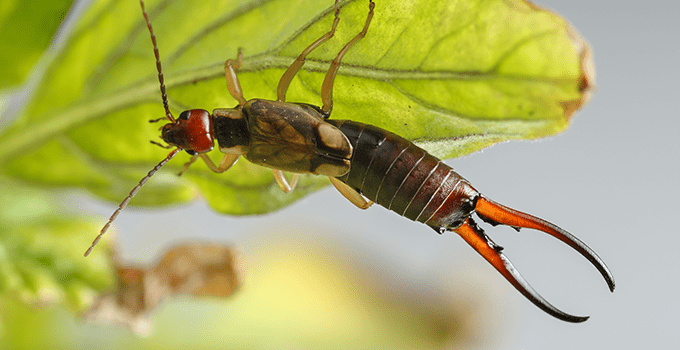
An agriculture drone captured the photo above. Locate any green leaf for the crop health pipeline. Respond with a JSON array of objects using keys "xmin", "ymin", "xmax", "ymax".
[
  {"xmin": 0, "ymin": 0, "xmax": 74, "ymax": 90},
  {"xmin": 0, "ymin": 0, "xmax": 592, "ymax": 215},
  {"xmin": 0, "ymin": 179, "xmax": 114, "ymax": 312}
]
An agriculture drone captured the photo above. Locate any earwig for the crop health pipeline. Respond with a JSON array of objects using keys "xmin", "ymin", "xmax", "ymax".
[{"xmin": 86, "ymin": 0, "xmax": 614, "ymax": 322}]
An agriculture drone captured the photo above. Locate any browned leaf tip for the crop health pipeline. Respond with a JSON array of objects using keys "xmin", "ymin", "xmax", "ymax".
[{"xmin": 561, "ymin": 23, "xmax": 596, "ymax": 120}]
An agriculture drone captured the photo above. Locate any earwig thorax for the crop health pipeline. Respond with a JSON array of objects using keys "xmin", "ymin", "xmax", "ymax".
[{"xmin": 212, "ymin": 108, "xmax": 251, "ymax": 154}]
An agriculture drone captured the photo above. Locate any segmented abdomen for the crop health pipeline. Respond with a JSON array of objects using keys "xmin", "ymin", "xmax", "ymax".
[{"xmin": 328, "ymin": 120, "xmax": 479, "ymax": 229}]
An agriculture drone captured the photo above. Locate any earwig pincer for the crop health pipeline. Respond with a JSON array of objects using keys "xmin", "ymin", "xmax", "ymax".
[{"xmin": 86, "ymin": 0, "xmax": 614, "ymax": 322}]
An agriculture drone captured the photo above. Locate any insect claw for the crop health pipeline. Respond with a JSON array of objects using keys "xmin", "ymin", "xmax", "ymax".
[
  {"xmin": 450, "ymin": 195, "xmax": 616, "ymax": 321},
  {"xmin": 474, "ymin": 196, "xmax": 616, "ymax": 293},
  {"xmin": 454, "ymin": 218, "xmax": 590, "ymax": 323}
]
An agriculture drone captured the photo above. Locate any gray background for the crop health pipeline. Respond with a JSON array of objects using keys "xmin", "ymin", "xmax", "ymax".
[{"xmin": 81, "ymin": 0, "xmax": 679, "ymax": 348}]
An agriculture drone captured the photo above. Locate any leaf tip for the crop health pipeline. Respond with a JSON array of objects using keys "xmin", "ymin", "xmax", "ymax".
[{"xmin": 562, "ymin": 21, "xmax": 596, "ymax": 121}]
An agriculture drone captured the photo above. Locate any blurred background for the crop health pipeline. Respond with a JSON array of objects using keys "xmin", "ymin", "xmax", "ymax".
[{"xmin": 1, "ymin": 0, "xmax": 679, "ymax": 349}]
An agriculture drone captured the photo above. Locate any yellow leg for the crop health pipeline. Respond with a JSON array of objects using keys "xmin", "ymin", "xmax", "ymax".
[
  {"xmin": 178, "ymin": 154, "xmax": 199, "ymax": 176},
  {"xmin": 273, "ymin": 170, "xmax": 300, "ymax": 193},
  {"xmin": 277, "ymin": 0, "xmax": 340, "ymax": 102},
  {"xmin": 200, "ymin": 153, "xmax": 240, "ymax": 173},
  {"xmin": 329, "ymin": 177, "xmax": 373, "ymax": 209},
  {"xmin": 321, "ymin": 0, "xmax": 375, "ymax": 114},
  {"xmin": 224, "ymin": 50, "xmax": 246, "ymax": 106}
]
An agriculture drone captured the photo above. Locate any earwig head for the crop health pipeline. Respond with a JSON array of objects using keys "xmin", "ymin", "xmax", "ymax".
[{"xmin": 161, "ymin": 109, "xmax": 215, "ymax": 155}]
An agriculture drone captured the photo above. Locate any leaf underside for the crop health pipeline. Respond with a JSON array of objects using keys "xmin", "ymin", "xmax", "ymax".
[{"xmin": 0, "ymin": 0, "xmax": 593, "ymax": 215}]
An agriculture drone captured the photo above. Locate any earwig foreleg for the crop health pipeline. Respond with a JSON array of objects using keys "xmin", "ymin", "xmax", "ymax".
[
  {"xmin": 321, "ymin": 0, "xmax": 375, "ymax": 114},
  {"xmin": 199, "ymin": 153, "xmax": 240, "ymax": 173},
  {"xmin": 273, "ymin": 170, "xmax": 299, "ymax": 193},
  {"xmin": 277, "ymin": 0, "xmax": 341, "ymax": 103},
  {"xmin": 150, "ymin": 140, "xmax": 173, "ymax": 149},
  {"xmin": 330, "ymin": 177, "xmax": 373, "ymax": 209},
  {"xmin": 453, "ymin": 218, "xmax": 591, "ymax": 323},
  {"xmin": 224, "ymin": 50, "xmax": 246, "ymax": 106},
  {"xmin": 178, "ymin": 154, "xmax": 199, "ymax": 176}
]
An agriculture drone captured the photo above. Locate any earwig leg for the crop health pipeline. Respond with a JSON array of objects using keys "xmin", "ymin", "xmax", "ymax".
[
  {"xmin": 178, "ymin": 154, "xmax": 199, "ymax": 176},
  {"xmin": 474, "ymin": 196, "xmax": 615, "ymax": 292},
  {"xmin": 150, "ymin": 140, "xmax": 173, "ymax": 149},
  {"xmin": 452, "ymin": 218, "xmax": 590, "ymax": 323},
  {"xmin": 277, "ymin": 0, "xmax": 341, "ymax": 102},
  {"xmin": 330, "ymin": 177, "xmax": 373, "ymax": 209},
  {"xmin": 225, "ymin": 50, "xmax": 247, "ymax": 106},
  {"xmin": 321, "ymin": 0, "xmax": 375, "ymax": 114},
  {"xmin": 273, "ymin": 170, "xmax": 299, "ymax": 193},
  {"xmin": 199, "ymin": 153, "xmax": 240, "ymax": 173}
]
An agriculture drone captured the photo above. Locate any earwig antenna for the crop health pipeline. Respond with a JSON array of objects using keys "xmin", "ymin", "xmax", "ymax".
[
  {"xmin": 85, "ymin": 1, "xmax": 183, "ymax": 257},
  {"xmin": 140, "ymin": 0, "xmax": 174, "ymax": 122},
  {"xmin": 84, "ymin": 148, "xmax": 181, "ymax": 257}
]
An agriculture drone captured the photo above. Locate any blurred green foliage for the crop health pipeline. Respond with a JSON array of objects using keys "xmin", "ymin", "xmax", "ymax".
[
  {"xmin": 0, "ymin": 0, "xmax": 73, "ymax": 89},
  {"xmin": 0, "ymin": 181, "xmax": 114, "ymax": 313}
]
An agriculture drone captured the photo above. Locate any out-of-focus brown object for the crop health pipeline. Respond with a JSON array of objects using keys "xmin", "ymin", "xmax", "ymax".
[{"xmin": 82, "ymin": 243, "xmax": 241, "ymax": 335}]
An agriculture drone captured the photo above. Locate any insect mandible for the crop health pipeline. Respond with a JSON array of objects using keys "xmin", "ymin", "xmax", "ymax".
[{"xmin": 85, "ymin": 0, "xmax": 615, "ymax": 323}]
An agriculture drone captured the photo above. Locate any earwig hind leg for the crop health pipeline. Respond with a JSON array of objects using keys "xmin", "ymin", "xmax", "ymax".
[
  {"xmin": 321, "ymin": 0, "xmax": 375, "ymax": 114},
  {"xmin": 452, "ymin": 219, "xmax": 590, "ymax": 323},
  {"xmin": 330, "ymin": 177, "xmax": 373, "ymax": 209},
  {"xmin": 199, "ymin": 153, "xmax": 240, "ymax": 173},
  {"xmin": 277, "ymin": 0, "xmax": 341, "ymax": 102},
  {"xmin": 225, "ymin": 50, "xmax": 247, "ymax": 106},
  {"xmin": 273, "ymin": 170, "xmax": 299, "ymax": 193},
  {"xmin": 474, "ymin": 196, "xmax": 615, "ymax": 292}
]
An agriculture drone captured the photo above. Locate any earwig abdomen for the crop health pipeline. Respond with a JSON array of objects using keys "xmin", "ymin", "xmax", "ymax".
[
  {"xmin": 330, "ymin": 119, "xmax": 613, "ymax": 323},
  {"xmin": 330, "ymin": 120, "xmax": 478, "ymax": 229}
]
